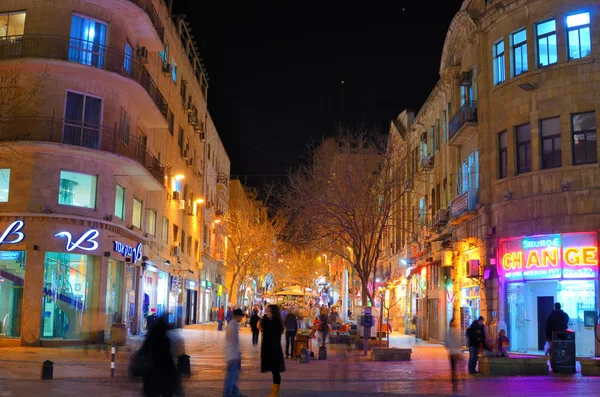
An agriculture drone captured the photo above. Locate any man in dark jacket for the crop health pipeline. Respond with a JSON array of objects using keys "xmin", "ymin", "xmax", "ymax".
[
  {"xmin": 250, "ymin": 310, "xmax": 261, "ymax": 346},
  {"xmin": 466, "ymin": 316, "xmax": 486, "ymax": 374},
  {"xmin": 545, "ymin": 302, "xmax": 569, "ymax": 341},
  {"xmin": 284, "ymin": 309, "xmax": 298, "ymax": 358}
]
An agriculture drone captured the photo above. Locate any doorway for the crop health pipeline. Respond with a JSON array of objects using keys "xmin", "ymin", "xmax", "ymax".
[
  {"xmin": 536, "ymin": 296, "xmax": 554, "ymax": 350},
  {"xmin": 186, "ymin": 289, "xmax": 197, "ymax": 325}
]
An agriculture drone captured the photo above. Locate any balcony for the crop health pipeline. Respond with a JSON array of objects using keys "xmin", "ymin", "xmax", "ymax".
[
  {"xmin": 448, "ymin": 102, "xmax": 478, "ymax": 146},
  {"xmin": 449, "ymin": 189, "xmax": 479, "ymax": 225},
  {"xmin": 0, "ymin": 35, "xmax": 168, "ymax": 127},
  {"xmin": 0, "ymin": 116, "xmax": 165, "ymax": 190}
]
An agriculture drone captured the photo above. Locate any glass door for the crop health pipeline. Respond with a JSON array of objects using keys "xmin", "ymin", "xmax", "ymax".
[
  {"xmin": 558, "ymin": 280, "xmax": 597, "ymax": 356},
  {"xmin": 507, "ymin": 283, "xmax": 527, "ymax": 352}
]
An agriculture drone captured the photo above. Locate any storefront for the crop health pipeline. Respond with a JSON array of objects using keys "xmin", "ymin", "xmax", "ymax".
[
  {"xmin": 0, "ymin": 251, "xmax": 26, "ymax": 338},
  {"xmin": 169, "ymin": 276, "xmax": 182, "ymax": 328},
  {"xmin": 185, "ymin": 279, "xmax": 198, "ymax": 325},
  {"xmin": 499, "ymin": 232, "xmax": 598, "ymax": 356}
]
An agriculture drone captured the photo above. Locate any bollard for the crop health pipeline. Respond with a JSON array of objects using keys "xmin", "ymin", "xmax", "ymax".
[
  {"xmin": 178, "ymin": 354, "xmax": 191, "ymax": 376},
  {"xmin": 111, "ymin": 341, "xmax": 116, "ymax": 378},
  {"xmin": 41, "ymin": 360, "xmax": 53, "ymax": 380}
]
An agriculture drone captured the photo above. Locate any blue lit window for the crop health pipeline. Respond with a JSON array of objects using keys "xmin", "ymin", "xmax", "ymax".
[
  {"xmin": 493, "ymin": 39, "xmax": 505, "ymax": 85},
  {"xmin": 512, "ymin": 29, "xmax": 528, "ymax": 76},
  {"xmin": 566, "ymin": 12, "xmax": 591, "ymax": 60},
  {"xmin": 171, "ymin": 61, "xmax": 177, "ymax": 83},
  {"xmin": 159, "ymin": 43, "xmax": 168, "ymax": 64},
  {"xmin": 0, "ymin": 169, "xmax": 10, "ymax": 202},
  {"xmin": 536, "ymin": 19, "xmax": 557, "ymax": 67},
  {"xmin": 124, "ymin": 41, "xmax": 133, "ymax": 75},
  {"xmin": 69, "ymin": 14, "xmax": 107, "ymax": 68}
]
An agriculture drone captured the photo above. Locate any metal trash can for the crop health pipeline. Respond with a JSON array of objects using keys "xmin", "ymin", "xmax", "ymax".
[{"xmin": 551, "ymin": 330, "xmax": 576, "ymax": 373}]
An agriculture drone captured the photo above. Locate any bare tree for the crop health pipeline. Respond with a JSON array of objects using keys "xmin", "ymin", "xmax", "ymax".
[
  {"xmin": 0, "ymin": 64, "xmax": 47, "ymax": 119},
  {"xmin": 273, "ymin": 245, "xmax": 328, "ymax": 293}
]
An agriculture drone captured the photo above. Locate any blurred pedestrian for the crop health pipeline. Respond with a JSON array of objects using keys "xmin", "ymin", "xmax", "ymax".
[
  {"xmin": 226, "ymin": 305, "xmax": 234, "ymax": 324},
  {"xmin": 284, "ymin": 309, "xmax": 297, "ymax": 359},
  {"xmin": 261, "ymin": 305, "xmax": 285, "ymax": 397},
  {"xmin": 281, "ymin": 306, "xmax": 287, "ymax": 320},
  {"xmin": 446, "ymin": 318, "xmax": 462, "ymax": 391},
  {"xmin": 466, "ymin": 316, "xmax": 486, "ymax": 374},
  {"xmin": 218, "ymin": 306, "xmax": 225, "ymax": 331},
  {"xmin": 223, "ymin": 309, "xmax": 244, "ymax": 397},
  {"xmin": 250, "ymin": 310, "xmax": 261, "ymax": 346}
]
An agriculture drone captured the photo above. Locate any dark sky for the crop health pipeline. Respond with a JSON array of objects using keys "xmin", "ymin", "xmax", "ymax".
[{"xmin": 172, "ymin": 0, "xmax": 463, "ymax": 189}]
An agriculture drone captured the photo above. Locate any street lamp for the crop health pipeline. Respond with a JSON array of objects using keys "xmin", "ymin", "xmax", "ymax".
[{"xmin": 175, "ymin": 174, "xmax": 185, "ymax": 180}]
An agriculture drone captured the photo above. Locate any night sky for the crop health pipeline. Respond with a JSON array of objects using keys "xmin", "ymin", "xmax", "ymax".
[{"xmin": 172, "ymin": 0, "xmax": 463, "ymax": 189}]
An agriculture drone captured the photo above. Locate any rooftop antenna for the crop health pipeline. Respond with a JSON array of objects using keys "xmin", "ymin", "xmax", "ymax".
[{"xmin": 340, "ymin": 79, "xmax": 345, "ymax": 125}]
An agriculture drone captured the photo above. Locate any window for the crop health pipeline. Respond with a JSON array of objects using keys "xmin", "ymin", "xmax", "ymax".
[
  {"xmin": 178, "ymin": 126, "xmax": 184, "ymax": 149},
  {"xmin": 419, "ymin": 197, "xmax": 426, "ymax": 225},
  {"xmin": 430, "ymin": 125, "xmax": 435, "ymax": 154},
  {"xmin": 148, "ymin": 210, "xmax": 157, "ymax": 236},
  {"xmin": 461, "ymin": 86, "xmax": 467, "ymax": 106},
  {"xmin": 132, "ymin": 198, "xmax": 142, "ymax": 229},
  {"xmin": 0, "ymin": 250, "xmax": 25, "ymax": 337},
  {"xmin": 0, "ymin": 169, "xmax": 10, "ymax": 202},
  {"xmin": 124, "ymin": 41, "xmax": 133, "ymax": 75},
  {"xmin": 64, "ymin": 91, "xmax": 102, "ymax": 148},
  {"xmin": 512, "ymin": 29, "xmax": 528, "ymax": 76},
  {"xmin": 119, "ymin": 108, "xmax": 130, "ymax": 146},
  {"xmin": 159, "ymin": 43, "xmax": 168, "ymax": 64},
  {"xmin": 572, "ymin": 112, "xmax": 597, "ymax": 165},
  {"xmin": 171, "ymin": 61, "xmax": 177, "ymax": 83},
  {"xmin": 540, "ymin": 117, "xmax": 562, "ymax": 169},
  {"xmin": 435, "ymin": 119, "xmax": 440, "ymax": 150},
  {"xmin": 442, "ymin": 110, "xmax": 447, "ymax": 143},
  {"xmin": 0, "ymin": 11, "xmax": 25, "ymax": 37},
  {"xmin": 187, "ymin": 235, "xmax": 192, "ymax": 256},
  {"xmin": 180, "ymin": 80, "xmax": 187, "ymax": 105},
  {"xmin": 419, "ymin": 132, "xmax": 427, "ymax": 159},
  {"xmin": 458, "ymin": 150, "xmax": 479, "ymax": 194},
  {"xmin": 69, "ymin": 15, "xmax": 107, "ymax": 68},
  {"xmin": 499, "ymin": 131, "xmax": 508, "ymax": 179},
  {"xmin": 536, "ymin": 19, "xmax": 557, "ymax": 67},
  {"xmin": 58, "ymin": 170, "xmax": 97, "ymax": 208},
  {"xmin": 493, "ymin": 40, "xmax": 506, "ymax": 85},
  {"xmin": 567, "ymin": 12, "xmax": 591, "ymax": 60},
  {"xmin": 167, "ymin": 108, "xmax": 174, "ymax": 135},
  {"xmin": 114, "ymin": 185, "xmax": 125, "ymax": 220},
  {"xmin": 181, "ymin": 231, "xmax": 186, "ymax": 253},
  {"xmin": 161, "ymin": 217, "xmax": 169, "ymax": 243},
  {"xmin": 516, "ymin": 124, "xmax": 531, "ymax": 174}
]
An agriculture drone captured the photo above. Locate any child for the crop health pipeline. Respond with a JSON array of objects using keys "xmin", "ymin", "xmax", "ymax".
[{"xmin": 496, "ymin": 329, "xmax": 510, "ymax": 357}]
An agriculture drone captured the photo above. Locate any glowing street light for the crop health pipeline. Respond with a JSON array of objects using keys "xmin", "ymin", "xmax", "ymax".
[
  {"xmin": 195, "ymin": 198, "xmax": 205, "ymax": 204},
  {"xmin": 175, "ymin": 174, "xmax": 185, "ymax": 180}
]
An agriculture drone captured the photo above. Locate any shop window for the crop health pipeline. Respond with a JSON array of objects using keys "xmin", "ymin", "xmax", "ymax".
[
  {"xmin": 69, "ymin": 14, "xmax": 107, "ymax": 68},
  {"xmin": 162, "ymin": 217, "xmax": 169, "ymax": 244},
  {"xmin": 493, "ymin": 39, "xmax": 505, "ymax": 85},
  {"xmin": 41, "ymin": 252, "xmax": 95, "ymax": 340},
  {"xmin": 105, "ymin": 259, "xmax": 124, "ymax": 339},
  {"xmin": 0, "ymin": 251, "xmax": 26, "ymax": 337},
  {"xmin": 0, "ymin": 11, "xmax": 26, "ymax": 37},
  {"xmin": 540, "ymin": 117, "xmax": 562, "ymax": 169},
  {"xmin": 148, "ymin": 210, "xmax": 157, "ymax": 236},
  {"xmin": 132, "ymin": 198, "xmax": 142, "ymax": 229},
  {"xmin": 114, "ymin": 185, "xmax": 125, "ymax": 220},
  {"xmin": 0, "ymin": 168, "xmax": 10, "ymax": 202},
  {"xmin": 572, "ymin": 112, "xmax": 597, "ymax": 165},
  {"xmin": 536, "ymin": 19, "xmax": 557, "ymax": 67},
  {"xmin": 512, "ymin": 28, "xmax": 528, "ymax": 76},
  {"xmin": 58, "ymin": 170, "xmax": 97, "ymax": 209},
  {"xmin": 124, "ymin": 266, "xmax": 136, "ymax": 334},
  {"xmin": 516, "ymin": 124, "xmax": 531, "ymax": 174},
  {"xmin": 567, "ymin": 12, "xmax": 591, "ymax": 60},
  {"xmin": 498, "ymin": 131, "xmax": 508, "ymax": 179}
]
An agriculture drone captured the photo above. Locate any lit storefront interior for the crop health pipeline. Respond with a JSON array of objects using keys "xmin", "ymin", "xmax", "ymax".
[
  {"xmin": 0, "ymin": 251, "xmax": 26, "ymax": 338},
  {"xmin": 104, "ymin": 258, "xmax": 124, "ymax": 340},
  {"xmin": 500, "ymin": 233, "xmax": 598, "ymax": 356}
]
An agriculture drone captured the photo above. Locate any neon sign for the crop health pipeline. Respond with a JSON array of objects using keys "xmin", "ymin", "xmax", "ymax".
[
  {"xmin": 114, "ymin": 241, "xmax": 143, "ymax": 264},
  {"xmin": 0, "ymin": 221, "xmax": 25, "ymax": 246},
  {"xmin": 499, "ymin": 232, "xmax": 598, "ymax": 281},
  {"xmin": 55, "ymin": 229, "xmax": 99, "ymax": 252}
]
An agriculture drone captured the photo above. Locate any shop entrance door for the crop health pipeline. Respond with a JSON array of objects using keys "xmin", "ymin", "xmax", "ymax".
[{"xmin": 537, "ymin": 296, "xmax": 554, "ymax": 350}]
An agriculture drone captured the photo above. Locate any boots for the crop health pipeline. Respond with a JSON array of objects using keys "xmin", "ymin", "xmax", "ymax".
[{"xmin": 266, "ymin": 384, "xmax": 280, "ymax": 397}]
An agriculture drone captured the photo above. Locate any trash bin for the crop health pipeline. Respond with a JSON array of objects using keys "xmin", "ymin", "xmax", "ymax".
[
  {"xmin": 110, "ymin": 323, "xmax": 128, "ymax": 346},
  {"xmin": 551, "ymin": 330, "xmax": 576, "ymax": 373}
]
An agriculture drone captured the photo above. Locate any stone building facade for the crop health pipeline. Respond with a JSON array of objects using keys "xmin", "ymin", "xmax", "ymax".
[
  {"xmin": 0, "ymin": 0, "xmax": 230, "ymax": 345},
  {"xmin": 389, "ymin": 0, "xmax": 600, "ymax": 355}
]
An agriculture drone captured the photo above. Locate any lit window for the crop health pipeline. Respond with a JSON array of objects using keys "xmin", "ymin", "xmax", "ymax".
[
  {"xmin": 0, "ymin": 169, "xmax": 10, "ymax": 202},
  {"xmin": 572, "ymin": 112, "xmax": 597, "ymax": 165},
  {"xmin": 171, "ymin": 61, "xmax": 177, "ymax": 83},
  {"xmin": 148, "ymin": 210, "xmax": 157, "ymax": 236},
  {"xmin": 114, "ymin": 185, "xmax": 125, "ymax": 220},
  {"xmin": 159, "ymin": 43, "xmax": 168, "ymax": 64},
  {"xmin": 512, "ymin": 29, "xmax": 528, "ymax": 76},
  {"xmin": 536, "ymin": 19, "xmax": 557, "ymax": 67},
  {"xmin": 0, "ymin": 11, "xmax": 26, "ymax": 37},
  {"xmin": 493, "ymin": 39, "xmax": 505, "ymax": 85},
  {"xmin": 498, "ymin": 131, "xmax": 508, "ymax": 179},
  {"xmin": 458, "ymin": 150, "xmax": 479, "ymax": 194},
  {"xmin": 419, "ymin": 197, "xmax": 426, "ymax": 225},
  {"xmin": 540, "ymin": 117, "xmax": 561, "ymax": 169},
  {"xmin": 124, "ymin": 41, "xmax": 133, "ymax": 75},
  {"xmin": 58, "ymin": 170, "xmax": 97, "ymax": 208},
  {"xmin": 516, "ymin": 124, "xmax": 531, "ymax": 174},
  {"xmin": 132, "ymin": 198, "xmax": 142, "ymax": 229},
  {"xmin": 69, "ymin": 15, "xmax": 107, "ymax": 68},
  {"xmin": 566, "ymin": 12, "xmax": 591, "ymax": 60},
  {"xmin": 162, "ymin": 217, "xmax": 169, "ymax": 243}
]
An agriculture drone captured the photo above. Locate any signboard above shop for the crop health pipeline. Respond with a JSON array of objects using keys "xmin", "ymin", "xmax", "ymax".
[{"xmin": 499, "ymin": 232, "xmax": 598, "ymax": 281}]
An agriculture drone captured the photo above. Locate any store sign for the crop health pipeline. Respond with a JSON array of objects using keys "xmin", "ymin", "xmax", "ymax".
[
  {"xmin": 0, "ymin": 221, "xmax": 25, "ymax": 246},
  {"xmin": 200, "ymin": 280, "xmax": 207, "ymax": 288},
  {"xmin": 499, "ymin": 232, "xmax": 598, "ymax": 281},
  {"xmin": 55, "ymin": 228, "xmax": 99, "ymax": 252},
  {"xmin": 113, "ymin": 241, "xmax": 143, "ymax": 264},
  {"xmin": 185, "ymin": 279, "xmax": 197, "ymax": 290},
  {"xmin": 450, "ymin": 190, "xmax": 469, "ymax": 218},
  {"xmin": 171, "ymin": 276, "xmax": 182, "ymax": 292}
]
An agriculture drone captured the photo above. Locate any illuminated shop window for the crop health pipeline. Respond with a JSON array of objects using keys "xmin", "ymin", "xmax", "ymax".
[{"xmin": 0, "ymin": 251, "xmax": 26, "ymax": 337}]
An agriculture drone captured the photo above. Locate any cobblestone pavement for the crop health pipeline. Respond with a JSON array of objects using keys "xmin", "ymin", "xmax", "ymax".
[{"xmin": 1, "ymin": 323, "xmax": 599, "ymax": 396}]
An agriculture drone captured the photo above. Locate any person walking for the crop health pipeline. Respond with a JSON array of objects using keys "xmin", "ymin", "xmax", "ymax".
[
  {"xmin": 261, "ymin": 305, "xmax": 285, "ymax": 397},
  {"xmin": 281, "ymin": 306, "xmax": 287, "ymax": 321},
  {"xmin": 284, "ymin": 309, "xmax": 298, "ymax": 359},
  {"xmin": 545, "ymin": 302, "xmax": 569, "ymax": 369},
  {"xmin": 218, "ymin": 306, "xmax": 225, "ymax": 331},
  {"xmin": 250, "ymin": 309, "xmax": 261, "ymax": 346},
  {"xmin": 226, "ymin": 305, "xmax": 234, "ymax": 324},
  {"xmin": 446, "ymin": 318, "xmax": 462, "ymax": 391},
  {"xmin": 466, "ymin": 316, "xmax": 486, "ymax": 374},
  {"xmin": 223, "ymin": 309, "xmax": 244, "ymax": 397}
]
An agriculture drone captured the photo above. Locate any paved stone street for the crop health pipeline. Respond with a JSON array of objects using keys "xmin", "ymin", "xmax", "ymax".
[{"xmin": 1, "ymin": 324, "xmax": 600, "ymax": 396}]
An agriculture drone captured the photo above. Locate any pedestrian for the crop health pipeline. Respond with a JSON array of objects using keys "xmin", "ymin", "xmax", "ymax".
[
  {"xmin": 261, "ymin": 304, "xmax": 285, "ymax": 397},
  {"xmin": 466, "ymin": 316, "xmax": 486, "ymax": 374},
  {"xmin": 545, "ymin": 302, "xmax": 569, "ymax": 369},
  {"xmin": 250, "ymin": 310, "xmax": 261, "ymax": 346},
  {"xmin": 446, "ymin": 318, "xmax": 462, "ymax": 391},
  {"xmin": 141, "ymin": 315, "xmax": 182, "ymax": 396},
  {"xmin": 284, "ymin": 309, "xmax": 298, "ymax": 359},
  {"xmin": 496, "ymin": 329, "xmax": 510, "ymax": 357},
  {"xmin": 281, "ymin": 306, "xmax": 287, "ymax": 320},
  {"xmin": 218, "ymin": 306, "xmax": 225, "ymax": 331},
  {"xmin": 223, "ymin": 309, "xmax": 244, "ymax": 397},
  {"xmin": 226, "ymin": 305, "xmax": 234, "ymax": 324}
]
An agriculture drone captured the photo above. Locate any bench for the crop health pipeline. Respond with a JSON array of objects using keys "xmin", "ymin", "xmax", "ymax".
[
  {"xmin": 478, "ymin": 355, "xmax": 549, "ymax": 375},
  {"xmin": 371, "ymin": 347, "xmax": 412, "ymax": 361},
  {"xmin": 580, "ymin": 358, "xmax": 600, "ymax": 376}
]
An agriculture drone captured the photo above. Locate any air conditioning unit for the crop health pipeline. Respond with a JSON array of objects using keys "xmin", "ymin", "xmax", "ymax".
[
  {"xmin": 173, "ymin": 245, "xmax": 181, "ymax": 257},
  {"xmin": 420, "ymin": 155, "xmax": 433, "ymax": 170},
  {"xmin": 467, "ymin": 259, "xmax": 480, "ymax": 278},
  {"xmin": 433, "ymin": 209, "xmax": 449, "ymax": 226},
  {"xmin": 137, "ymin": 47, "xmax": 148, "ymax": 63},
  {"xmin": 172, "ymin": 191, "xmax": 180, "ymax": 200},
  {"xmin": 162, "ymin": 62, "xmax": 172, "ymax": 76},
  {"xmin": 178, "ymin": 199, "xmax": 186, "ymax": 210}
]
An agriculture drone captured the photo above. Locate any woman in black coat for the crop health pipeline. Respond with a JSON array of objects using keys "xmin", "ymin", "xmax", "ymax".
[{"xmin": 261, "ymin": 305, "xmax": 285, "ymax": 397}]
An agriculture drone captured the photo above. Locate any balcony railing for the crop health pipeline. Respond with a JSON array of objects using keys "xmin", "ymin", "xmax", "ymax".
[
  {"xmin": 0, "ymin": 116, "xmax": 165, "ymax": 184},
  {"xmin": 0, "ymin": 35, "xmax": 168, "ymax": 121},
  {"xmin": 450, "ymin": 189, "xmax": 479, "ymax": 219},
  {"xmin": 127, "ymin": 0, "xmax": 165, "ymax": 42},
  {"xmin": 448, "ymin": 102, "xmax": 478, "ymax": 141}
]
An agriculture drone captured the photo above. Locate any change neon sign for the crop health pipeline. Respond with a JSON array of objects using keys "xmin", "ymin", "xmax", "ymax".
[{"xmin": 499, "ymin": 233, "xmax": 598, "ymax": 281}]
